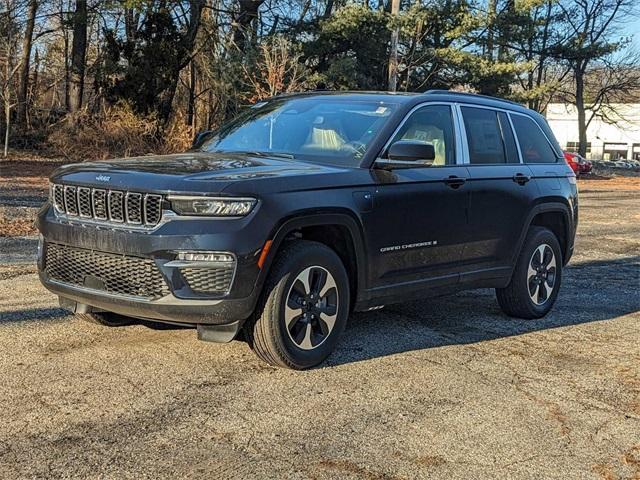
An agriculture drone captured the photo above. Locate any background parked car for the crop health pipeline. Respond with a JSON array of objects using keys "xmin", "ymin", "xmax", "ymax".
[{"xmin": 564, "ymin": 151, "xmax": 593, "ymax": 175}]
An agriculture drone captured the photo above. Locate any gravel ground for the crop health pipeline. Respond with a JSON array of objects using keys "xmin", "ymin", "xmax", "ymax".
[{"xmin": 0, "ymin": 185, "xmax": 639, "ymax": 479}]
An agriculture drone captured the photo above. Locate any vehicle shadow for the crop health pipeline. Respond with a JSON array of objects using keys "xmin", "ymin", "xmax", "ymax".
[
  {"xmin": 324, "ymin": 256, "xmax": 640, "ymax": 368},
  {"xmin": 0, "ymin": 307, "xmax": 70, "ymax": 324}
]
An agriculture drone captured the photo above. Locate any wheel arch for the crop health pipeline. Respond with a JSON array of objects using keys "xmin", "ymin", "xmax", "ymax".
[
  {"xmin": 518, "ymin": 202, "xmax": 574, "ymax": 266},
  {"xmin": 257, "ymin": 210, "xmax": 368, "ymax": 307}
]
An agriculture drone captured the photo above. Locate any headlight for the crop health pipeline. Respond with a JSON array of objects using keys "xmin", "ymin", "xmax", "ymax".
[{"xmin": 168, "ymin": 196, "xmax": 257, "ymax": 217}]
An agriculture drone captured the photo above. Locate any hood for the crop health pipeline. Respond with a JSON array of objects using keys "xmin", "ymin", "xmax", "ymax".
[{"xmin": 50, "ymin": 152, "xmax": 357, "ymax": 195}]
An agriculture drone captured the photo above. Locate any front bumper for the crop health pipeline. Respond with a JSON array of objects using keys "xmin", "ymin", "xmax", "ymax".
[{"xmin": 36, "ymin": 204, "xmax": 267, "ymax": 327}]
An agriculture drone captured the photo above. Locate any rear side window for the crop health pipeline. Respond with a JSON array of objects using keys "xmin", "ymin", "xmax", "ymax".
[
  {"xmin": 510, "ymin": 114, "xmax": 559, "ymax": 163},
  {"xmin": 461, "ymin": 107, "xmax": 519, "ymax": 164}
]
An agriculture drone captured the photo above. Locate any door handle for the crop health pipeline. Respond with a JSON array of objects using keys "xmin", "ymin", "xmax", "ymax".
[
  {"xmin": 443, "ymin": 175, "xmax": 466, "ymax": 189},
  {"xmin": 513, "ymin": 173, "xmax": 532, "ymax": 185}
]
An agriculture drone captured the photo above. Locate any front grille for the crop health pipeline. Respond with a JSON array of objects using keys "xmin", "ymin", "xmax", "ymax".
[
  {"xmin": 44, "ymin": 243, "xmax": 169, "ymax": 300},
  {"xmin": 180, "ymin": 267, "xmax": 234, "ymax": 294},
  {"xmin": 52, "ymin": 184, "xmax": 163, "ymax": 227}
]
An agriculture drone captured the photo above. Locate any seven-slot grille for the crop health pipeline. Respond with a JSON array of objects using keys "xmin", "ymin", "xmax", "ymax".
[
  {"xmin": 44, "ymin": 243, "xmax": 169, "ymax": 300},
  {"xmin": 51, "ymin": 184, "xmax": 162, "ymax": 226}
]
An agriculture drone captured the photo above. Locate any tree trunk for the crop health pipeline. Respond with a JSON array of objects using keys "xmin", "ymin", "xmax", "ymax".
[
  {"xmin": 323, "ymin": 0, "xmax": 334, "ymax": 18},
  {"xmin": 486, "ymin": 0, "xmax": 496, "ymax": 61},
  {"xmin": 157, "ymin": 0, "xmax": 205, "ymax": 125},
  {"xmin": 62, "ymin": 0, "xmax": 71, "ymax": 111},
  {"xmin": 575, "ymin": 66, "xmax": 588, "ymax": 158},
  {"xmin": 232, "ymin": 0, "xmax": 264, "ymax": 52},
  {"xmin": 388, "ymin": 0, "xmax": 400, "ymax": 92},
  {"xmin": 4, "ymin": 96, "xmax": 10, "ymax": 157},
  {"xmin": 16, "ymin": 0, "xmax": 38, "ymax": 128},
  {"xmin": 69, "ymin": 0, "xmax": 88, "ymax": 113},
  {"xmin": 186, "ymin": 60, "xmax": 196, "ymax": 127}
]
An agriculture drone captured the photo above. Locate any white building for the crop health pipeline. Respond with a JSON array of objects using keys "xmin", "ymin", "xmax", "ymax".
[{"xmin": 546, "ymin": 103, "xmax": 640, "ymax": 160}]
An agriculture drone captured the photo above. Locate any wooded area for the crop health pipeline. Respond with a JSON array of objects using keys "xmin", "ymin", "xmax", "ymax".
[{"xmin": 1, "ymin": 0, "xmax": 638, "ymax": 160}]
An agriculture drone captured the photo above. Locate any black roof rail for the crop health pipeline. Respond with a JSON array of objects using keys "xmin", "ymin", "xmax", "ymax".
[{"xmin": 424, "ymin": 89, "xmax": 523, "ymax": 107}]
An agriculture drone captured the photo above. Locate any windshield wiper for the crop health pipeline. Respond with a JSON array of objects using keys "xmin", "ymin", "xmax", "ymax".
[{"xmin": 216, "ymin": 150, "xmax": 295, "ymax": 160}]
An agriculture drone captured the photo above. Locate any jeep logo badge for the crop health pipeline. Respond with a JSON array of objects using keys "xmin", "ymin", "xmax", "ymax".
[{"xmin": 95, "ymin": 175, "xmax": 111, "ymax": 182}]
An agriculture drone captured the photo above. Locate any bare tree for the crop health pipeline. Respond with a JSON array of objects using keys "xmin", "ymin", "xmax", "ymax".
[
  {"xmin": 1, "ymin": 0, "xmax": 25, "ymax": 157},
  {"xmin": 68, "ymin": 0, "xmax": 87, "ymax": 112},
  {"xmin": 554, "ymin": 0, "xmax": 639, "ymax": 156},
  {"xmin": 242, "ymin": 36, "xmax": 308, "ymax": 100},
  {"xmin": 388, "ymin": 0, "xmax": 399, "ymax": 91},
  {"xmin": 16, "ymin": 0, "xmax": 37, "ymax": 126}
]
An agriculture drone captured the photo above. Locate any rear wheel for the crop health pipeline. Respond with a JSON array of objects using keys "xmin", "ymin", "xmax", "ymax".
[
  {"xmin": 244, "ymin": 240, "xmax": 350, "ymax": 369},
  {"xmin": 77, "ymin": 312, "xmax": 132, "ymax": 327},
  {"xmin": 496, "ymin": 227, "xmax": 562, "ymax": 319}
]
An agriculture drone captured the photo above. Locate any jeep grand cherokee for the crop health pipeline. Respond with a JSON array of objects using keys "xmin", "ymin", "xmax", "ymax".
[{"xmin": 37, "ymin": 91, "xmax": 578, "ymax": 369}]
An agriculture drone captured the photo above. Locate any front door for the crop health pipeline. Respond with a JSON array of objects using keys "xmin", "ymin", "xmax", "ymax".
[{"xmin": 363, "ymin": 104, "xmax": 471, "ymax": 295}]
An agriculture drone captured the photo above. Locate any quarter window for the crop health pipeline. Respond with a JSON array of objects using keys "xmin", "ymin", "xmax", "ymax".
[
  {"xmin": 510, "ymin": 114, "xmax": 559, "ymax": 163},
  {"xmin": 386, "ymin": 104, "xmax": 455, "ymax": 165},
  {"xmin": 461, "ymin": 107, "xmax": 519, "ymax": 164}
]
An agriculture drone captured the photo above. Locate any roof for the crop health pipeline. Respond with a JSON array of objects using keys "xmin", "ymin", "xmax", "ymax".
[{"xmin": 267, "ymin": 89, "xmax": 529, "ymax": 113}]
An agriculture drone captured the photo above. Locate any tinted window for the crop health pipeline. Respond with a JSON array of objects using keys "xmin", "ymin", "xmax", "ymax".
[
  {"xmin": 510, "ymin": 114, "xmax": 559, "ymax": 163},
  {"xmin": 387, "ymin": 105, "xmax": 455, "ymax": 165},
  {"xmin": 461, "ymin": 107, "xmax": 518, "ymax": 164}
]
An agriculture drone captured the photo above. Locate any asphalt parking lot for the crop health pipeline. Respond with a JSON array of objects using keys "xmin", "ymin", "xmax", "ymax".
[{"xmin": 0, "ymin": 179, "xmax": 639, "ymax": 479}]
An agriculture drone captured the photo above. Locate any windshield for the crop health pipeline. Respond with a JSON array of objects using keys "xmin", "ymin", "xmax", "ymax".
[{"xmin": 199, "ymin": 97, "xmax": 398, "ymax": 166}]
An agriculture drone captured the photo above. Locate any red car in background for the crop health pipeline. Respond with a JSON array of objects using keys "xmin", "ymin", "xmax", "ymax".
[{"xmin": 563, "ymin": 151, "xmax": 593, "ymax": 175}]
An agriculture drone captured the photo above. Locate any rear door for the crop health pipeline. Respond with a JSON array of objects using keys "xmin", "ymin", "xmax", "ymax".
[
  {"xmin": 509, "ymin": 112, "xmax": 570, "ymax": 195},
  {"xmin": 458, "ymin": 105, "xmax": 539, "ymax": 281}
]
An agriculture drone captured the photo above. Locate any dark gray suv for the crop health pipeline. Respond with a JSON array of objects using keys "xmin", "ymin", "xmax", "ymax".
[{"xmin": 38, "ymin": 91, "xmax": 578, "ymax": 369}]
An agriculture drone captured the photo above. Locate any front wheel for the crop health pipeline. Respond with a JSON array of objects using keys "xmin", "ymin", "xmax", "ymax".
[
  {"xmin": 496, "ymin": 227, "xmax": 563, "ymax": 319},
  {"xmin": 244, "ymin": 240, "xmax": 350, "ymax": 369}
]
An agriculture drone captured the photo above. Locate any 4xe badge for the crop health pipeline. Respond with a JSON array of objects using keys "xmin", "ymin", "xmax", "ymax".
[{"xmin": 95, "ymin": 175, "xmax": 111, "ymax": 182}]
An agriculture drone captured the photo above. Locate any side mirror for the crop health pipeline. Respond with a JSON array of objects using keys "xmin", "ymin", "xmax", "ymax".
[{"xmin": 387, "ymin": 141, "xmax": 435, "ymax": 162}]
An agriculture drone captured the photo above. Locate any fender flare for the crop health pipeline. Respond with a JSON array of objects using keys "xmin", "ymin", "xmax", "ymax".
[
  {"xmin": 514, "ymin": 202, "xmax": 574, "ymax": 266},
  {"xmin": 256, "ymin": 211, "xmax": 368, "ymax": 302}
]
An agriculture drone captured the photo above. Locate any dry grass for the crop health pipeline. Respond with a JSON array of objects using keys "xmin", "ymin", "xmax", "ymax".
[
  {"xmin": 0, "ymin": 214, "xmax": 37, "ymax": 237},
  {"xmin": 46, "ymin": 104, "xmax": 194, "ymax": 162}
]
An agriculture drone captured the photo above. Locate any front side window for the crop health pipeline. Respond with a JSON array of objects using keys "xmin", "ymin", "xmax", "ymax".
[
  {"xmin": 200, "ymin": 97, "xmax": 399, "ymax": 166},
  {"xmin": 385, "ymin": 104, "xmax": 455, "ymax": 165},
  {"xmin": 510, "ymin": 114, "xmax": 559, "ymax": 163},
  {"xmin": 461, "ymin": 107, "xmax": 519, "ymax": 164}
]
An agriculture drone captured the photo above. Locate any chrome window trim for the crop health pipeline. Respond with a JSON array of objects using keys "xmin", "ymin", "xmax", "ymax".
[
  {"xmin": 453, "ymin": 103, "xmax": 470, "ymax": 164},
  {"xmin": 376, "ymin": 102, "xmax": 466, "ymax": 167}
]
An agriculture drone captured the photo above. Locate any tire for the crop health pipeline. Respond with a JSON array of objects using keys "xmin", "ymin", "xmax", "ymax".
[
  {"xmin": 244, "ymin": 240, "xmax": 350, "ymax": 369},
  {"xmin": 76, "ymin": 312, "xmax": 132, "ymax": 327},
  {"xmin": 496, "ymin": 226, "xmax": 563, "ymax": 319}
]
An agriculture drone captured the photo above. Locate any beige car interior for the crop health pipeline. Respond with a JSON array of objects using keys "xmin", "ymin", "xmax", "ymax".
[
  {"xmin": 400, "ymin": 124, "xmax": 447, "ymax": 165},
  {"xmin": 303, "ymin": 116, "xmax": 347, "ymax": 150}
]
